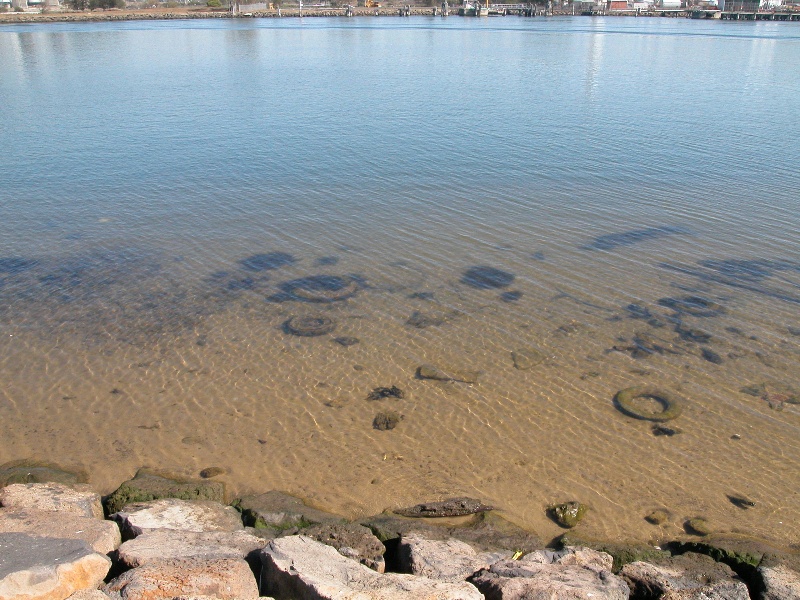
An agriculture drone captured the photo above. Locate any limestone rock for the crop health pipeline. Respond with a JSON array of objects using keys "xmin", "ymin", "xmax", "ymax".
[
  {"xmin": 760, "ymin": 564, "xmax": 800, "ymax": 600},
  {"xmin": 116, "ymin": 530, "xmax": 266, "ymax": 568},
  {"xmin": 304, "ymin": 523, "xmax": 386, "ymax": 572},
  {"xmin": 0, "ymin": 483, "xmax": 103, "ymax": 520},
  {"xmin": 112, "ymin": 499, "xmax": 243, "ymax": 538},
  {"xmin": 0, "ymin": 509, "xmax": 121, "ymax": 554},
  {"xmin": 620, "ymin": 553, "xmax": 749, "ymax": 600},
  {"xmin": 399, "ymin": 533, "xmax": 506, "ymax": 581},
  {"xmin": 104, "ymin": 470, "xmax": 225, "ymax": 515},
  {"xmin": 469, "ymin": 546, "xmax": 629, "ymax": 600},
  {"xmin": 0, "ymin": 532, "xmax": 111, "ymax": 600},
  {"xmin": 103, "ymin": 557, "xmax": 258, "ymax": 600},
  {"xmin": 417, "ymin": 365, "xmax": 481, "ymax": 385},
  {"xmin": 234, "ymin": 491, "xmax": 342, "ymax": 531},
  {"xmin": 261, "ymin": 535, "xmax": 482, "ymax": 600}
]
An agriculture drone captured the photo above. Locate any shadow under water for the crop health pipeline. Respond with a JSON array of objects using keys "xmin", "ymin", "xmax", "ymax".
[
  {"xmin": 659, "ymin": 258, "xmax": 800, "ymax": 304},
  {"xmin": 461, "ymin": 266, "xmax": 515, "ymax": 289},
  {"xmin": 582, "ymin": 226, "xmax": 690, "ymax": 251}
]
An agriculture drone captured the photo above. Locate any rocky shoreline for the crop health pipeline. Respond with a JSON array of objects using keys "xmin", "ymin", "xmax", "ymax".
[{"xmin": 1, "ymin": 466, "xmax": 798, "ymax": 600}]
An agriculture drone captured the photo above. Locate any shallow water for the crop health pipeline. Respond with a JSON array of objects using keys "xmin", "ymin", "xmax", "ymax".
[{"xmin": 1, "ymin": 16, "xmax": 799, "ymax": 546}]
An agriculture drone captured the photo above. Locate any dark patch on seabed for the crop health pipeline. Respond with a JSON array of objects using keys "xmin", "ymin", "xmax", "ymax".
[
  {"xmin": 461, "ymin": 266, "xmax": 515, "ymax": 289},
  {"xmin": 0, "ymin": 249, "xmax": 216, "ymax": 347},
  {"xmin": 239, "ymin": 252, "xmax": 296, "ymax": 272},
  {"xmin": 659, "ymin": 258, "xmax": 800, "ymax": 304},
  {"xmin": 582, "ymin": 226, "xmax": 689, "ymax": 251}
]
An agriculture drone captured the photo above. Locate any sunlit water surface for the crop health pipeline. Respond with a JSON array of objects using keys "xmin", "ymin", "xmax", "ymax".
[{"xmin": 1, "ymin": 16, "xmax": 799, "ymax": 545}]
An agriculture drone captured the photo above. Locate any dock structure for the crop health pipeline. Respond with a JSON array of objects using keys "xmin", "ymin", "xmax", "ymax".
[{"xmin": 719, "ymin": 10, "xmax": 800, "ymax": 18}]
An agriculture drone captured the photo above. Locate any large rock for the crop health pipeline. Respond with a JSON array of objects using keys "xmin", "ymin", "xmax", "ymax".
[
  {"xmin": 261, "ymin": 535, "xmax": 483, "ymax": 600},
  {"xmin": 104, "ymin": 470, "xmax": 225, "ymax": 515},
  {"xmin": 620, "ymin": 553, "xmax": 749, "ymax": 599},
  {"xmin": 760, "ymin": 564, "xmax": 800, "ymax": 600},
  {"xmin": 102, "ymin": 557, "xmax": 258, "ymax": 600},
  {"xmin": 304, "ymin": 523, "xmax": 387, "ymax": 572},
  {"xmin": 234, "ymin": 491, "xmax": 342, "ymax": 531},
  {"xmin": 112, "ymin": 499, "xmax": 243, "ymax": 538},
  {"xmin": 0, "ymin": 484, "xmax": 103, "ymax": 520},
  {"xmin": 399, "ymin": 533, "xmax": 508, "ymax": 581},
  {"xmin": 0, "ymin": 509, "xmax": 121, "ymax": 554},
  {"xmin": 469, "ymin": 546, "xmax": 629, "ymax": 600},
  {"xmin": 0, "ymin": 532, "xmax": 111, "ymax": 600},
  {"xmin": 116, "ymin": 530, "xmax": 266, "ymax": 568}
]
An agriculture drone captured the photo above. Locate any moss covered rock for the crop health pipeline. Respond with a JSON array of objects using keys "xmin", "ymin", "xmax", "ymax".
[
  {"xmin": 104, "ymin": 469, "xmax": 225, "ymax": 515},
  {"xmin": 233, "ymin": 490, "xmax": 343, "ymax": 533},
  {"xmin": 548, "ymin": 502, "xmax": 587, "ymax": 529},
  {"xmin": 557, "ymin": 532, "xmax": 670, "ymax": 573}
]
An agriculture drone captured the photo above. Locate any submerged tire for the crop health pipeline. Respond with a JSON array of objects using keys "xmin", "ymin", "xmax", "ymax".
[
  {"xmin": 281, "ymin": 275, "xmax": 359, "ymax": 303},
  {"xmin": 614, "ymin": 386, "xmax": 683, "ymax": 422},
  {"xmin": 284, "ymin": 316, "xmax": 336, "ymax": 337}
]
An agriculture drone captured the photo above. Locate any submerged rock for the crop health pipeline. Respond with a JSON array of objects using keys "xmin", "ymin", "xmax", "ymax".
[
  {"xmin": 0, "ymin": 483, "xmax": 103, "ymax": 520},
  {"xmin": 548, "ymin": 502, "xmax": 587, "ymax": 529},
  {"xmin": 239, "ymin": 252, "xmax": 296, "ymax": 272},
  {"xmin": 511, "ymin": 347, "xmax": 546, "ymax": 370},
  {"xmin": 645, "ymin": 509, "xmax": 670, "ymax": 525},
  {"xmin": 0, "ymin": 460, "xmax": 85, "ymax": 488},
  {"xmin": 373, "ymin": 411, "xmax": 403, "ymax": 431},
  {"xmin": 104, "ymin": 470, "xmax": 225, "ymax": 515},
  {"xmin": 461, "ymin": 266, "xmax": 515, "ymax": 289},
  {"xmin": 685, "ymin": 517, "xmax": 713, "ymax": 536},
  {"xmin": 367, "ymin": 386, "xmax": 404, "ymax": 401},
  {"xmin": 394, "ymin": 498, "xmax": 494, "ymax": 519},
  {"xmin": 417, "ymin": 364, "xmax": 481, "ymax": 384},
  {"xmin": 234, "ymin": 491, "xmax": 342, "ymax": 532}
]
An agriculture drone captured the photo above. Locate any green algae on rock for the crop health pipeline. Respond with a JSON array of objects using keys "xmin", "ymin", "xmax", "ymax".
[
  {"xmin": 548, "ymin": 502, "xmax": 587, "ymax": 529},
  {"xmin": 373, "ymin": 411, "xmax": 403, "ymax": 431},
  {"xmin": 686, "ymin": 517, "xmax": 713, "ymax": 536},
  {"xmin": 233, "ymin": 490, "xmax": 343, "ymax": 532},
  {"xmin": 103, "ymin": 469, "xmax": 225, "ymax": 515},
  {"xmin": 645, "ymin": 509, "xmax": 670, "ymax": 525}
]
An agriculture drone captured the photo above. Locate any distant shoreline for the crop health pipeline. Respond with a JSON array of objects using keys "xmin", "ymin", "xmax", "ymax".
[{"xmin": 1, "ymin": 6, "xmax": 797, "ymax": 24}]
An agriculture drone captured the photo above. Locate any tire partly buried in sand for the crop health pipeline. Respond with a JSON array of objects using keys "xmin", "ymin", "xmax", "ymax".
[
  {"xmin": 284, "ymin": 316, "xmax": 336, "ymax": 337},
  {"xmin": 614, "ymin": 386, "xmax": 683, "ymax": 422},
  {"xmin": 281, "ymin": 275, "xmax": 359, "ymax": 303}
]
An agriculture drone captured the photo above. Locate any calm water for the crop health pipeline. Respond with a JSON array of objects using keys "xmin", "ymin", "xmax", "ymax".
[{"xmin": 1, "ymin": 16, "xmax": 799, "ymax": 546}]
